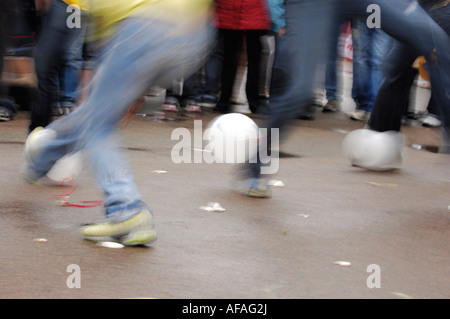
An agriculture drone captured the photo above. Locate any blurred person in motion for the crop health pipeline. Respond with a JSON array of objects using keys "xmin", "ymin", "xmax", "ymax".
[
  {"xmin": 368, "ymin": 0, "xmax": 450, "ymax": 152},
  {"xmin": 21, "ymin": 0, "xmax": 213, "ymax": 246},
  {"xmin": 236, "ymin": 0, "xmax": 450, "ymax": 198}
]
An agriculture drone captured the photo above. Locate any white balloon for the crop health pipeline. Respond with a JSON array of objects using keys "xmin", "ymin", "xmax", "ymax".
[
  {"xmin": 46, "ymin": 151, "xmax": 84, "ymax": 182},
  {"xmin": 204, "ymin": 113, "xmax": 259, "ymax": 163},
  {"xmin": 25, "ymin": 128, "xmax": 56, "ymax": 159},
  {"xmin": 342, "ymin": 129, "xmax": 403, "ymax": 171}
]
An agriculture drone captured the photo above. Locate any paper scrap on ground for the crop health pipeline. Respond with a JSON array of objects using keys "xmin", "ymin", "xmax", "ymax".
[
  {"xmin": 268, "ymin": 180, "xmax": 285, "ymax": 187},
  {"xmin": 151, "ymin": 170, "xmax": 167, "ymax": 174},
  {"xmin": 199, "ymin": 202, "xmax": 226, "ymax": 212},
  {"xmin": 333, "ymin": 129, "xmax": 350, "ymax": 134},
  {"xmin": 333, "ymin": 261, "xmax": 351, "ymax": 267},
  {"xmin": 367, "ymin": 182, "xmax": 398, "ymax": 188},
  {"xmin": 33, "ymin": 238, "xmax": 48, "ymax": 242}
]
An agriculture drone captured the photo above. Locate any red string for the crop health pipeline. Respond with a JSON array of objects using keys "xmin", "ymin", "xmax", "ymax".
[
  {"xmin": 63, "ymin": 200, "xmax": 103, "ymax": 208},
  {"xmin": 52, "ymin": 178, "xmax": 76, "ymax": 199},
  {"xmin": 51, "ymin": 178, "xmax": 103, "ymax": 208}
]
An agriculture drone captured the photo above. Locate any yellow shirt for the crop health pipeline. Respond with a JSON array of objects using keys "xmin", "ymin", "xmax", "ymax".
[
  {"xmin": 63, "ymin": 0, "xmax": 88, "ymax": 11},
  {"xmin": 87, "ymin": 0, "xmax": 213, "ymax": 40}
]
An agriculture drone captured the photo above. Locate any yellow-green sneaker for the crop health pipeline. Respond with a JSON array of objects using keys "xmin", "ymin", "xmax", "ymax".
[{"xmin": 80, "ymin": 210, "xmax": 157, "ymax": 246}]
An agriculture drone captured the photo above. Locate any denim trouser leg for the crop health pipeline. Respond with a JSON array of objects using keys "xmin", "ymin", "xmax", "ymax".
[
  {"xmin": 30, "ymin": 17, "xmax": 210, "ymax": 221},
  {"xmin": 31, "ymin": 0, "xmax": 81, "ymax": 132},
  {"xmin": 182, "ymin": 69, "xmax": 202, "ymax": 101},
  {"xmin": 351, "ymin": 18, "xmax": 392, "ymax": 112},
  {"xmin": 368, "ymin": 41, "xmax": 418, "ymax": 132},
  {"xmin": 370, "ymin": 28, "xmax": 393, "ymax": 101},
  {"xmin": 203, "ymin": 30, "xmax": 223, "ymax": 97},
  {"xmin": 365, "ymin": 0, "xmax": 450, "ymax": 152},
  {"xmin": 61, "ymin": 14, "xmax": 87, "ymax": 106},
  {"xmin": 351, "ymin": 18, "xmax": 372, "ymax": 110},
  {"xmin": 325, "ymin": 22, "xmax": 342, "ymax": 101}
]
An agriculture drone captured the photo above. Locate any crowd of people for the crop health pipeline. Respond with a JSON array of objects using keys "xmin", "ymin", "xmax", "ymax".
[
  {"xmin": 1, "ymin": 1, "xmax": 446, "ymax": 127},
  {"xmin": 0, "ymin": 0, "xmax": 448, "ymax": 246}
]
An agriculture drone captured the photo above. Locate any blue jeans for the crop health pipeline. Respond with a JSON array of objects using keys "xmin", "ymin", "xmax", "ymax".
[
  {"xmin": 325, "ymin": 18, "xmax": 392, "ymax": 108},
  {"xmin": 202, "ymin": 29, "xmax": 223, "ymax": 97},
  {"xmin": 351, "ymin": 17, "xmax": 392, "ymax": 112},
  {"xmin": 60, "ymin": 11, "xmax": 88, "ymax": 107},
  {"xmin": 368, "ymin": 0, "xmax": 450, "ymax": 153},
  {"xmin": 29, "ymin": 16, "xmax": 211, "ymax": 221},
  {"xmin": 324, "ymin": 21, "xmax": 343, "ymax": 101},
  {"xmin": 248, "ymin": 0, "xmax": 450, "ymax": 177},
  {"xmin": 31, "ymin": 0, "xmax": 84, "ymax": 131}
]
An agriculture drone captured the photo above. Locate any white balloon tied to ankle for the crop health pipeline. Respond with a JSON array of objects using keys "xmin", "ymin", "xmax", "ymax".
[
  {"xmin": 342, "ymin": 129, "xmax": 404, "ymax": 171},
  {"xmin": 46, "ymin": 151, "xmax": 84, "ymax": 182}
]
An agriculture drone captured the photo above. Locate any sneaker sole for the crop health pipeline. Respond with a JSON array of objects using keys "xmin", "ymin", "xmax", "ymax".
[
  {"xmin": 121, "ymin": 230, "xmax": 157, "ymax": 246},
  {"xmin": 236, "ymin": 179, "xmax": 272, "ymax": 198},
  {"xmin": 246, "ymin": 188, "xmax": 272, "ymax": 198},
  {"xmin": 80, "ymin": 210, "xmax": 157, "ymax": 246},
  {"xmin": 82, "ymin": 228, "xmax": 157, "ymax": 246}
]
